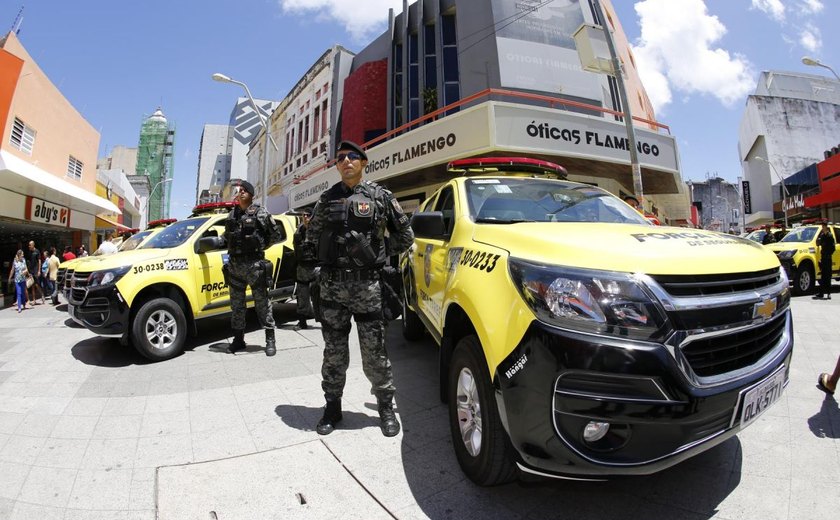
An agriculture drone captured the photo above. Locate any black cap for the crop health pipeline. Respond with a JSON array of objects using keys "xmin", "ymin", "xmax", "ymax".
[
  {"xmin": 335, "ymin": 140, "xmax": 368, "ymax": 161},
  {"xmin": 235, "ymin": 179, "xmax": 254, "ymax": 195}
]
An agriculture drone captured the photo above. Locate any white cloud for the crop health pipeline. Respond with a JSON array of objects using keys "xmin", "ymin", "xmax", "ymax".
[
  {"xmin": 631, "ymin": 0, "xmax": 754, "ymax": 113},
  {"xmin": 799, "ymin": 23, "xmax": 822, "ymax": 52},
  {"xmin": 751, "ymin": 0, "xmax": 786, "ymax": 21},
  {"xmin": 279, "ymin": 0, "xmax": 404, "ymax": 42},
  {"xmin": 800, "ymin": 0, "xmax": 824, "ymax": 13}
]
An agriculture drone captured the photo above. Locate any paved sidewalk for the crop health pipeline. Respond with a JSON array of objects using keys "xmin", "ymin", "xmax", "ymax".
[{"xmin": 0, "ymin": 295, "xmax": 837, "ymax": 519}]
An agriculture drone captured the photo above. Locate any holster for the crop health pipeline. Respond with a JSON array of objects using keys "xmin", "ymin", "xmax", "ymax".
[
  {"xmin": 380, "ymin": 265, "xmax": 403, "ymax": 322},
  {"xmin": 261, "ymin": 259, "xmax": 274, "ymax": 288},
  {"xmin": 222, "ymin": 263, "xmax": 245, "ymax": 290},
  {"xmin": 311, "ymin": 274, "xmax": 323, "ymax": 322}
]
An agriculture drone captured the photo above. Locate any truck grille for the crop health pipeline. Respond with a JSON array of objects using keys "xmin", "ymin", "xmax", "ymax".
[
  {"xmin": 650, "ymin": 268, "xmax": 781, "ymax": 297},
  {"xmin": 680, "ymin": 315, "xmax": 787, "ymax": 377},
  {"xmin": 66, "ymin": 270, "xmax": 92, "ymax": 303}
]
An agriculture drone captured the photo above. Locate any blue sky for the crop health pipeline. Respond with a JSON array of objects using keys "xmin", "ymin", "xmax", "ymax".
[{"xmin": 1, "ymin": 0, "xmax": 837, "ymax": 220}]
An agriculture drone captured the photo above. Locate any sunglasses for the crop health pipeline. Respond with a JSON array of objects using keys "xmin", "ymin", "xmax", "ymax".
[{"xmin": 336, "ymin": 152, "xmax": 363, "ymax": 162}]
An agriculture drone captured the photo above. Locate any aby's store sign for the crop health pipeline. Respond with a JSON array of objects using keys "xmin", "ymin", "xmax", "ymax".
[{"xmin": 25, "ymin": 196, "xmax": 72, "ymax": 227}]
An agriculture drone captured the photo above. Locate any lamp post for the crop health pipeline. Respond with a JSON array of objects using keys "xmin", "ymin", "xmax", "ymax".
[
  {"xmin": 142, "ymin": 178, "xmax": 173, "ymax": 227},
  {"xmin": 753, "ymin": 156, "xmax": 789, "ymax": 227},
  {"xmin": 802, "ymin": 56, "xmax": 840, "ymax": 81},
  {"xmin": 590, "ymin": 0, "xmax": 644, "ymax": 206},
  {"xmin": 211, "ymin": 73, "xmax": 278, "ymax": 208}
]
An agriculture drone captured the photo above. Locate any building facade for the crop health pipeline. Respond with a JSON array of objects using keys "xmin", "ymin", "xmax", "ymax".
[
  {"xmin": 0, "ymin": 31, "xmax": 118, "ymax": 277},
  {"xmin": 195, "ymin": 124, "xmax": 232, "ymax": 204},
  {"xmin": 285, "ymin": 0, "xmax": 682, "ymax": 222},
  {"xmin": 687, "ymin": 177, "xmax": 743, "ymax": 232},
  {"xmin": 739, "ymin": 70, "xmax": 840, "ymax": 226},
  {"xmin": 136, "ymin": 108, "xmax": 175, "ymax": 221}
]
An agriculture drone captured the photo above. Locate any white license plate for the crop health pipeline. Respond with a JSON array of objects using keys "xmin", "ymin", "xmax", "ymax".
[{"xmin": 739, "ymin": 369, "xmax": 786, "ymax": 428}]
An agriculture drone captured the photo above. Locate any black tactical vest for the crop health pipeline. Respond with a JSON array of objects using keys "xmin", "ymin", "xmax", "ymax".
[
  {"xmin": 318, "ymin": 183, "xmax": 385, "ymax": 269},
  {"xmin": 227, "ymin": 205, "xmax": 265, "ymax": 256}
]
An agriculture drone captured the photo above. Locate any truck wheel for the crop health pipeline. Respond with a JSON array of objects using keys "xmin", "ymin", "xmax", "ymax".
[
  {"xmin": 131, "ymin": 298, "xmax": 187, "ymax": 361},
  {"xmin": 448, "ymin": 335, "xmax": 517, "ymax": 486},
  {"xmin": 402, "ymin": 296, "xmax": 424, "ymax": 341},
  {"xmin": 793, "ymin": 264, "xmax": 815, "ymax": 295}
]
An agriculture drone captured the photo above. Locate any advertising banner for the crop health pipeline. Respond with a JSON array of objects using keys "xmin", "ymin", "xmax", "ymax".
[{"xmin": 742, "ymin": 180, "xmax": 752, "ymax": 214}]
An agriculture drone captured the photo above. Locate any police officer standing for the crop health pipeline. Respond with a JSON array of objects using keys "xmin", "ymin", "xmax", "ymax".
[
  {"xmin": 302, "ymin": 141, "xmax": 414, "ymax": 437},
  {"xmin": 814, "ymin": 221, "xmax": 835, "ymax": 300},
  {"xmin": 293, "ymin": 209, "xmax": 315, "ymax": 329},
  {"xmin": 224, "ymin": 180, "xmax": 283, "ymax": 355}
]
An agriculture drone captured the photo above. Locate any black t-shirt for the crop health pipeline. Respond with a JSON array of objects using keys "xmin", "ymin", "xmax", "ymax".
[{"xmin": 26, "ymin": 248, "xmax": 40, "ymax": 274}]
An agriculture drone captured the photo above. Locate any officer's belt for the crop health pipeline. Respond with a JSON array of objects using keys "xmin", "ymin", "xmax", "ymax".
[
  {"xmin": 321, "ymin": 268, "xmax": 379, "ymax": 282},
  {"xmin": 229, "ymin": 252, "xmax": 265, "ymax": 262}
]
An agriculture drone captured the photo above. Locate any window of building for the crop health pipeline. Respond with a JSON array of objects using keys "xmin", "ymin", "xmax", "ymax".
[
  {"xmin": 10, "ymin": 117, "xmax": 36, "ymax": 155},
  {"xmin": 441, "ymin": 14, "xmax": 460, "ymax": 112},
  {"xmin": 67, "ymin": 156, "xmax": 83, "ymax": 181},
  {"xmin": 424, "ymin": 24, "xmax": 437, "ymax": 91},
  {"xmin": 313, "ymin": 106, "xmax": 321, "ymax": 141},
  {"xmin": 304, "ymin": 115, "xmax": 310, "ymax": 146},
  {"xmin": 321, "ymin": 100, "xmax": 329, "ymax": 137},
  {"xmin": 409, "ymin": 33, "xmax": 420, "ymax": 123},
  {"xmin": 393, "ymin": 42, "xmax": 404, "ymax": 129}
]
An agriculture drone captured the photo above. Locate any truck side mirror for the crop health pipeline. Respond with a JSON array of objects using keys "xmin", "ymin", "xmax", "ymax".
[
  {"xmin": 411, "ymin": 211, "xmax": 447, "ymax": 240},
  {"xmin": 195, "ymin": 236, "xmax": 224, "ymax": 254}
]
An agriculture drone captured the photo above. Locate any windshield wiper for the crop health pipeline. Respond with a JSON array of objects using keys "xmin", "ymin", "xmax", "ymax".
[{"xmin": 474, "ymin": 218, "xmax": 532, "ymax": 224}]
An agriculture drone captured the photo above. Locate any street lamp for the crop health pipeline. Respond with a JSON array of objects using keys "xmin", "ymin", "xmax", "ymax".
[
  {"xmin": 753, "ymin": 156, "xmax": 789, "ymax": 227},
  {"xmin": 142, "ymin": 178, "xmax": 173, "ymax": 226},
  {"xmin": 802, "ymin": 56, "xmax": 840, "ymax": 81},
  {"xmin": 212, "ymin": 73, "xmax": 278, "ymax": 208}
]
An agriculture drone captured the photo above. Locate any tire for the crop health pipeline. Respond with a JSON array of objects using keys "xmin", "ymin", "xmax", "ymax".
[
  {"xmin": 131, "ymin": 297, "xmax": 187, "ymax": 361},
  {"xmin": 793, "ymin": 263, "xmax": 815, "ymax": 295},
  {"xmin": 447, "ymin": 335, "xmax": 518, "ymax": 486}
]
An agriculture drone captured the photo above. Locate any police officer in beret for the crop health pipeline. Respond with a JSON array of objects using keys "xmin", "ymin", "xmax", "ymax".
[
  {"xmin": 223, "ymin": 179, "xmax": 283, "ymax": 356},
  {"xmin": 301, "ymin": 140, "xmax": 414, "ymax": 437}
]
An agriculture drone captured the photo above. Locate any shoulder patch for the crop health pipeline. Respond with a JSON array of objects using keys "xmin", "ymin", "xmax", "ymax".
[{"xmin": 391, "ymin": 197, "xmax": 405, "ymax": 214}]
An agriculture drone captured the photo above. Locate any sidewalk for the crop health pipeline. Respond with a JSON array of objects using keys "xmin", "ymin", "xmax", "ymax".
[{"xmin": 0, "ymin": 296, "xmax": 837, "ymax": 519}]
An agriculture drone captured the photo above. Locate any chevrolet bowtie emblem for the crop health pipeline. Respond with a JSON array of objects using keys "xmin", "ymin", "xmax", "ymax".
[{"xmin": 753, "ymin": 298, "xmax": 777, "ymax": 320}]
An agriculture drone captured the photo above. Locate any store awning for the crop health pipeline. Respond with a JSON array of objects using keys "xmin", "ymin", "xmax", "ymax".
[
  {"xmin": 0, "ymin": 150, "xmax": 121, "ymax": 215},
  {"xmin": 95, "ymin": 215, "xmax": 133, "ymax": 232}
]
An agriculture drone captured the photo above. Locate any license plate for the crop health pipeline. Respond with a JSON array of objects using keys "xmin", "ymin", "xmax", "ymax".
[{"xmin": 739, "ymin": 369, "xmax": 786, "ymax": 428}]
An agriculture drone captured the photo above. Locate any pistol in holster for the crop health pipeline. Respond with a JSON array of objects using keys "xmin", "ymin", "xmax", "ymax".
[{"xmin": 345, "ymin": 230, "xmax": 377, "ymax": 267}]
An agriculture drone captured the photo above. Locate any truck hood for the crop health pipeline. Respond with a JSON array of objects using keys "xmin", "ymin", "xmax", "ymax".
[
  {"xmin": 65, "ymin": 249, "xmax": 172, "ymax": 272},
  {"xmin": 765, "ymin": 242, "xmax": 810, "ymax": 252},
  {"xmin": 472, "ymin": 223, "xmax": 779, "ymax": 275}
]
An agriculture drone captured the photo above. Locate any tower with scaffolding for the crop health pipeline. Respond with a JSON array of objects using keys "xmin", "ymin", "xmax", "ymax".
[{"xmin": 136, "ymin": 107, "xmax": 175, "ymax": 221}]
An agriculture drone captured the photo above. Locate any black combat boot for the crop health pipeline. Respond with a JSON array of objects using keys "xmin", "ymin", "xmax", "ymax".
[
  {"xmin": 297, "ymin": 319, "xmax": 309, "ymax": 330},
  {"xmin": 378, "ymin": 399, "xmax": 401, "ymax": 437},
  {"xmin": 229, "ymin": 329, "xmax": 246, "ymax": 354},
  {"xmin": 316, "ymin": 398, "xmax": 342, "ymax": 435},
  {"xmin": 265, "ymin": 328, "xmax": 276, "ymax": 357}
]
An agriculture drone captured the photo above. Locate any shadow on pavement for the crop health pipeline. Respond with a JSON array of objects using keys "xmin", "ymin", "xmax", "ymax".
[
  {"xmin": 274, "ymin": 404, "xmax": 378, "ymax": 433},
  {"xmin": 807, "ymin": 395, "xmax": 840, "ymax": 439},
  {"xmin": 70, "ymin": 336, "xmax": 152, "ymax": 367},
  {"xmin": 387, "ymin": 323, "xmax": 744, "ymax": 519}
]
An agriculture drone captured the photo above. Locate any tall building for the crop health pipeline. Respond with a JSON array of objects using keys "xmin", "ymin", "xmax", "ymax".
[
  {"xmin": 739, "ymin": 70, "xmax": 840, "ymax": 225},
  {"xmin": 97, "ymin": 145, "xmax": 137, "ymax": 175},
  {"xmin": 0, "ymin": 31, "xmax": 117, "ymax": 267},
  {"xmin": 195, "ymin": 124, "xmax": 232, "ymax": 204},
  {"xmin": 229, "ymin": 97, "xmax": 277, "ymax": 185},
  {"xmin": 285, "ymin": 0, "xmax": 682, "ymax": 223},
  {"xmin": 136, "ymin": 108, "xmax": 175, "ymax": 221}
]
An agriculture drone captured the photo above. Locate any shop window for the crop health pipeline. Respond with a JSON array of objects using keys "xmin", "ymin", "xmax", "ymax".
[
  {"xmin": 67, "ymin": 156, "xmax": 83, "ymax": 181},
  {"xmin": 10, "ymin": 117, "xmax": 36, "ymax": 155}
]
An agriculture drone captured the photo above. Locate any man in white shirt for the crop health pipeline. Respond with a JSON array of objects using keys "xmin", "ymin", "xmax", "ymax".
[{"xmin": 95, "ymin": 231, "xmax": 119, "ymax": 256}]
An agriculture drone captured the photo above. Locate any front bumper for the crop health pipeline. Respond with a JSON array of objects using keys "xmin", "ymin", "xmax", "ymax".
[
  {"xmin": 495, "ymin": 310, "xmax": 793, "ymax": 478},
  {"xmin": 67, "ymin": 283, "xmax": 130, "ymax": 336}
]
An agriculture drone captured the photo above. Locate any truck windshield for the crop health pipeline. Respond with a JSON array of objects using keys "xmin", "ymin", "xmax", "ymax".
[
  {"xmin": 140, "ymin": 217, "xmax": 210, "ymax": 249},
  {"xmin": 779, "ymin": 227, "xmax": 816, "ymax": 243},
  {"xmin": 118, "ymin": 230, "xmax": 152, "ymax": 252},
  {"xmin": 466, "ymin": 178, "xmax": 650, "ymax": 224}
]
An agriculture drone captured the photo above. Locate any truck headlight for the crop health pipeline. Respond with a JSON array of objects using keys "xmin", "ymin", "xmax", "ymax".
[
  {"xmin": 509, "ymin": 259, "xmax": 668, "ymax": 341},
  {"xmin": 88, "ymin": 266, "xmax": 131, "ymax": 288},
  {"xmin": 776, "ymin": 250, "xmax": 796, "ymax": 259}
]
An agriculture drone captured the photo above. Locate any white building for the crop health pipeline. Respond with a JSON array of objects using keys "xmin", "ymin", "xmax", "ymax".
[
  {"xmin": 738, "ymin": 70, "xmax": 840, "ymax": 225},
  {"xmin": 195, "ymin": 124, "xmax": 232, "ymax": 204}
]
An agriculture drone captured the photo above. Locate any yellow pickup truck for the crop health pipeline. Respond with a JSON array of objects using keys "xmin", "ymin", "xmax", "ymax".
[
  {"xmin": 766, "ymin": 223, "xmax": 840, "ymax": 294},
  {"xmin": 65, "ymin": 204, "xmax": 298, "ymax": 360},
  {"xmin": 401, "ymin": 157, "xmax": 792, "ymax": 485}
]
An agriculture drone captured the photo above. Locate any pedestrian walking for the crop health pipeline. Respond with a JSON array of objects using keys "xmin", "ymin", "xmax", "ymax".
[
  {"xmin": 26, "ymin": 241, "xmax": 45, "ymax": 305},
  {"xmin": 7, "ymin": 250, "xmax": 29, "ymax": 313},
  {"xmin": 302, "ymin": 140, "xmax": 414, "ymax": 437},
  {"xmin": 223, "ymin": 179, "xmax": 283, "ymax": 356},
  {"xmin": 94, "ymin": 231, "xmax": 119, "ymax": 255},
  {"xmin": 293, "ymin": 210, "xmax": 315, "ymax": 329},
  {"xmin": 47, "ymin": 247, "xmax": 60, "ymax": 303},
  {"xmin": 814, "ymin": 221, "xmax": 835, "ymax": 299},
  {"xmin": 817, "ymin": 354, "xmax": 840, "ymax": 395},
  {"xmin": 62, "ymin": 246, "xmax": 76, "ymax": 263},
  {"xmin": 39, "ymin": 250, "xmax": 51, "ymax": 298}
]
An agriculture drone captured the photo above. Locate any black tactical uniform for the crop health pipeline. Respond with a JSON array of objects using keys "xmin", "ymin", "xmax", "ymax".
[
  {"xmin": 815, "ymin": 224, "xmax": 835, "ymax": 299},
  {"xmin": 302, "ymin": 140, "xmax": 414, "ymax": 437},
  {"xmin": 223, "ymin": 180, "xmax": 283, "ymax": 355}
]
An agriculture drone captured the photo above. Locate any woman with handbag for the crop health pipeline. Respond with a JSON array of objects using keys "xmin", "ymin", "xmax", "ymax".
[{"xmin": 7, "ymin": 250, "xmax": 29, "ymax": 312}]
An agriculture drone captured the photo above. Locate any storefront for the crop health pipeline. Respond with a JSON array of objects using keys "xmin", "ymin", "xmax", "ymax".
[{"xmin": 804, "ymin": 153, "xmax": 840, "ymax": 222}]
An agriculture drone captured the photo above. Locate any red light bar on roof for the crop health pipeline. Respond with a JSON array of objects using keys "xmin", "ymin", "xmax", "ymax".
[
  {"xmin": 447, "ymin": 157, "xmax": 567, "ymax": 177},
  {"xmin": 146, "ymin": 218, "xmax": 177, "ymax": 228},
  {"xmin": 191, "ymin": 201, "xmax": 236, "ymax": 214}
]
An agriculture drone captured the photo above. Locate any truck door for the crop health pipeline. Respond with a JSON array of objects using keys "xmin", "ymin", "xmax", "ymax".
[
  {"xmin": 195, "ymin": 217, "xmax": 231, "ymax": 313},
  {"xmin": 416, "ymin": 185, "xmax": 456, "ymax": 329}
]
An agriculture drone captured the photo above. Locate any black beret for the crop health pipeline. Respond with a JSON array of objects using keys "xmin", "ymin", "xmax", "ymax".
[
  {"xmin": 335, "ymin": 140, "xmax": 368, "ymax": 161},
  {"xmin": 235, "ymin": 179, "xmax": 255, "ymax": 195}
]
